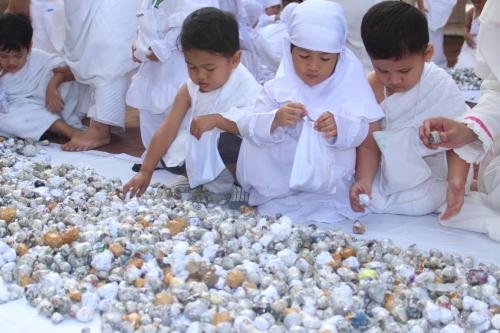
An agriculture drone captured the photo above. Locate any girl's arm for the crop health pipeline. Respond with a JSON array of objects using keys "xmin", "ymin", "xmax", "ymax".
[{"xmin": 441, "ymin": 149, "xmax": 470, "ymax": 220}]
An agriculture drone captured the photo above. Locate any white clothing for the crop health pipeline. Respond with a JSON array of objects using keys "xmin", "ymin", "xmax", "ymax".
[
  {"xmin": 455, "ymin": 10, "xmax": 480, "ymax": 70},
  {"xmin": 64, "ymin": 0, "xmax": 140, "ymax": 128},
  {"xmin": 237, "ymin": 0, "xmax": 384, "ymax": 224},
  {"xmin": 0, "ymin": 49, "xmax": 83, "ymax": 140},
  {"xmin": 265, "ymin": 0, "xmax": 280, "ymax": 7},
  {"xmin": 30, "ymin": 0, "xmax": 65, "ymax": 54},
  {"xmin": 424, "ymin": 0, "xmax": 457, "ymax": 68},
  {"xmin": 446, "ymin": 0, "xmax": 500, "ymax": 241},
  {"xmin": 254, "ymin": 3, "xmax": 297, "ymax": 80},
  {"xmin": 126, "ymin": 0, "xmax": 218, "ymax": 151},
  {"xmin": 370, "ymin": 62, "xmax": 469, "ymax": 215},
  {"xmin": 330, "ymin": 0, "xmax": 384, "ymax": 73},
  {"xmin": 163, "ymin": 64, "xmax": 262, "ymax": 190}
]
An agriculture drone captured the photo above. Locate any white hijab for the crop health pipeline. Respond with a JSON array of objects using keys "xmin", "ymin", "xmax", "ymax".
[{"xmin": 272, "ymin": 0, "xmax": 378, "ymax": 120}]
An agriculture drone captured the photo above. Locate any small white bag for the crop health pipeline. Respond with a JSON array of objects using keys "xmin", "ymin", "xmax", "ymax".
[
  {"xmin": 374, "ymin": 127, "xmax": 432, "ymax": 196},
  {"xmin": 289, "ymin": 120, "xmax": 336, "ymax": 194}
]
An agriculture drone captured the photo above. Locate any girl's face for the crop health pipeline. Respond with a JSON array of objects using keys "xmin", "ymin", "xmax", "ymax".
[
  {"xmin": 0, "ymin": 47, "xmax": 29, "ymax": 74},
  {"xmin": 265, "ymin": 5, "xmax": 281, "ymax": 16},
  {"xmin": 371, "ymin": 45, "xmax": 433, "ymax": 94},
  {"xmin": 291, "ymin": 46, "xmax": 338, "ymax": 86},
  {"xmin": 184, "ymin": 49, "xmax": 241, "ymax": 93}
]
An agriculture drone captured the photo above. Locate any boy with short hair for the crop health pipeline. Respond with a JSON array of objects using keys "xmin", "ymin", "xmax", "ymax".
[
  {"xmin": 0, "ymin": 13, "xmax": 82, "ymax": 141},
  {"xmin": 349, "ymin": 1, "xmax": 469, "ymax": 215}
]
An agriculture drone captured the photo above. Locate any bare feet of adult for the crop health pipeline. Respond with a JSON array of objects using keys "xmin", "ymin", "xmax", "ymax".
[{"xmin": 62, "ymin": 120, "xmax": 111, "ymax": 151}]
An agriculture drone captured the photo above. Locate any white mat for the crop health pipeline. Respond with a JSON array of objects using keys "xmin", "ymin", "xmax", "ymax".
[{"xmin": 1, "ymin": 144, "xmax": 499, "ymax": 333}]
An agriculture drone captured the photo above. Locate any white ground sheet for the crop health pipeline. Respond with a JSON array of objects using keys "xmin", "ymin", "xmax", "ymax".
[{"xmin": 1, "ymin": 144, "xmax": 499, "ymax": 333}]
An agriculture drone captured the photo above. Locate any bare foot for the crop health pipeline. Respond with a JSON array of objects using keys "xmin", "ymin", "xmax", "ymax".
[{"xmin": 62, "ymin": 121, "xmax": 111, "ymax": 151}]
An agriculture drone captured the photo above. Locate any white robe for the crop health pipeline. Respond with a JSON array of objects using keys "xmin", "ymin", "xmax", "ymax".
[
  {"xmin": 445, "ymin": 0, "xmax": 500, "ymax": 241},
  {"xmin": 424, "ymin": 0, "xmax": 457, "ymax": 68},
  {"xmin": 125, "ymin": 0, "xmax": 218, "ymax": 150},
  {"xmin": 30, "ymin": 0, "xmax": 65, "ymax": 55},
  {"xmin": 369, "ymin": 62, "xmax": 469, "ymax": 215},
  {"xmin": 0, "ymin": 49, "xmax": 83, "ymax": 140},
  {"xmin": 237, "ymin": 52, "xmax": 383, "ymax": 224},
  {"xmin": 163, "ymin": 64, "xmax": 262, "ymax": 191},
  {"xmin": 63, "ymin": 0, "xmax": 140, "ymax": 127}
]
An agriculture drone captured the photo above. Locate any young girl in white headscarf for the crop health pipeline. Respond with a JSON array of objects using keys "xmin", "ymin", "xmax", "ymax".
[{"xmin": 236, "ymin": 0, "xmax": 383, "ymax": 224}]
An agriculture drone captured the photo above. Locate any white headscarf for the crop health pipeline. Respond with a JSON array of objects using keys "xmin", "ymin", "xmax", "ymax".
[
  {"xmin": 265, "ymin": 0, "xmax": 281, "ymax": 8},
  {"xmin": 279, "ymin": 1, "xmax": 297, "ymax": 25},
  {"xmin": 271, "ymin": 0, "xmax": 379, "ymax": 120}
]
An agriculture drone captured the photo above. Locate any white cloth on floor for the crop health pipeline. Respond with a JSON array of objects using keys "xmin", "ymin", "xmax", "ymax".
[
  {"xmin": 331, "ymin": 0, "xmax": 384, "ymax": 74},
  {"xmin": 30, "ymin": 0, "xmax": 65, "ymax": 55},
  {"xmin": 64, "ymin": 0, "xmax": 140, "ymax": 127},
  {"xmin": 0, "ymin": 49, "xmax": 83, "ymax": 140},
  {"xmin": 369, "ymin": 62, "xmax": 469, "ymax": 215},
  {"xmin": 445, "ymin": 0, "xmax": 500, "ymax": 241},
  {"xmin": 164, "ymin": 64, "xmax": 261, "ymax": 190},
  {"xmin": 237, "ymin": 0, "xmax": 383, "ymax": 224},
  {"xmin": 454, "ymin": 10, "xmax": 480, "ymax": 69},
  {"xmin": 424, "ymin": 0, "xmax": 457, "ymax": 68}
]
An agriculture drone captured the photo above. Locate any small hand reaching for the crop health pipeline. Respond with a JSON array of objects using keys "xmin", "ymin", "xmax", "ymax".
[
  {"xmin": 272, "ymin": 102, "xmax": 307, "ymax": 130},
  {"xmin": 349, "ymin": 180, "xmax": 372, "ymax": 212},
  {"xmin": 123, "ymin": 171, "xmax": 152, "ymax": 199},
  {"xmin": 314, "ymin": 111, "xmax": 337, "ymax": 138}
]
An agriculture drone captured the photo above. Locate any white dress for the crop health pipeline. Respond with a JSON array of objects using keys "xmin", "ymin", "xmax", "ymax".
[
  {"xmin": 63, "ymin": 0, "xmax": 140, "ymax": 128},
  {"xmin": 424, "ymin": 0, "xmax": 457, "ymax": 68},
  {"xmin": 29, "ymin": 0, "xmax": 65, "ymax": 55},
  {"xmin": 369, "ymin": 62, "xmax": 470, "ymax": 215},
  {"xmin": 0, "ymin": 49, "xmax": 83, "ymax": 140}
]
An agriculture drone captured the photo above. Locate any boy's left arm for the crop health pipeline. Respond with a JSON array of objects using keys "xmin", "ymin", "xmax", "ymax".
[
  {"xmin": 45, "ymin": 66, "xmax": 75, "ymax": 113},
  {"xmin": 441, "ymin": 150, "xmax": 470, "ymax": 221}
]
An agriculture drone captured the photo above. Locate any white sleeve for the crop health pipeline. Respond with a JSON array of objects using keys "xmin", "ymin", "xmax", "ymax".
[
  {"xmin": 326, "ymin": 114, "xmax": 369, "ymax": 150},
  {"xmin": 455, "ymin": 77, "xmax": 500, "ymax": 163},
  {"xmin": 149, "ymin": 28, "xmax": 181, "ymax": 63},
  {"xmin": 237, "ymin": 86, "xmax": 286, "ymax": 146}
]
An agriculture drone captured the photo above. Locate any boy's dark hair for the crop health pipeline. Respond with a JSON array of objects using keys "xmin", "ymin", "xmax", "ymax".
[
  {"xmin": 180, "ymin": 7, "xmax": 239, "ymax": 57},
  {"xmin": 0, "ymin": 13, "xmax": 33, "ymax": 52},
  {"xmin": 361, "ymin": 1, "xmax": 429, "ymax": 60}
]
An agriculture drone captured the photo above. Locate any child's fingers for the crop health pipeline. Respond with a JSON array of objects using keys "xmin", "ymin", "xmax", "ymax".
[{"xmin": 286, "ymin": 102, "xmax": 305, "ymax": 110}]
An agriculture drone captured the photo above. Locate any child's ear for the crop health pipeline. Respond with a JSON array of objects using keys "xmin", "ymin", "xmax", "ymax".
[
  {"xmin": 230, "ymin": 50, "xmax": 242, "ymax": 68},
  {"xmin": 424, "ymin": 44, "xmax": 434, "ymax": 62}
]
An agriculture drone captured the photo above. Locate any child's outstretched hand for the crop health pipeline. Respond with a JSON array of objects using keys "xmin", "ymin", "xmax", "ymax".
[
  {"xmin": 123, "ymin": 171, "xmax": 152, "ymax": 199},
  {"xmin": 420, "ymin": 117, "xmax": 478, "ymax": 149},
  {"xmin": 349, "ymin": 180, "xmax": 371, "ymax": 212},
  {"xmin": 314, "ymin": 111, "xmax": 337, "ymax": 138},
  {"xmin": 45, "ymin": 85, "xmax": 64, "ymax": 113},
  {"xmin": 272, "ymin": 102, "xmax": 307, "ymax": 131},
  {"xmin": 190, "ymin": 114, "xmax": 219, "ymax": 140}
]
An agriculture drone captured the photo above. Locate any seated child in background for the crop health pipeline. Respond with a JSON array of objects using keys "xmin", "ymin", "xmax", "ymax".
[
  {"xmin": 257, "ymin": 0, "xmax": 281, "ymax": 29},
  {"xmin": 350, "ymin": 1, "xmax": 469, "ymax": 216},
  {"xmin": 454, "ymin": 0, "xmax": 486, "ymax": 69},
  {"xmin": 123, "ymin": 7, "xmax": 261, "ymax": 198},
  {"xmin": 0, "ymin": 13, "xmax": 83, "ymax": 141},
  {"xmin": 237, "ymin": 0, "xmax": 383, "ymax": 224}
]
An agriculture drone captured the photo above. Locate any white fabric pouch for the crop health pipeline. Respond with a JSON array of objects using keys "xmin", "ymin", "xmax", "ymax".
[
  {"xmin": 289, "ymin": 120, "xmax": 336, "ymax": 194},
  {"xmin": 374, "ymin": 127, "xmax": 432, "ymax": 196}
]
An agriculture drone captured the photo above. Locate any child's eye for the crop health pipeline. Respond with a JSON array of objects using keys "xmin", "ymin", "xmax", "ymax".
[
  {"xmin": 320, "ymin": 57, "xmax": 332, "ymax": 62},
  {"xmin": 298, "ymin": 54, "xmax": 309, "ymax": 59},
  {"xmin": 205, "ymin": 67, "xmax": 215, "ymax": 72},
  {"xmin": 399, "ymin": 69, "xmax": 411, "ymax": 74}
]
